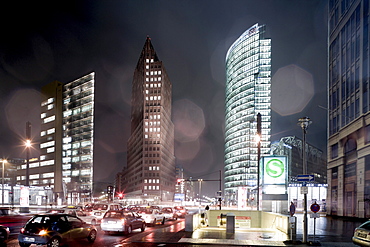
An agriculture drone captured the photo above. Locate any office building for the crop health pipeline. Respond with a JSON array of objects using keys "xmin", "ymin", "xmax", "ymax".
[
  {"xmin": 17, "ymin": 73, "xmax": 95, "ymax": 204},
  {"xmin": 327, "ymin": 0, "xmax": 370, "ymax": 217},
  {"xmin": 271, "ymin": 136, "xmax": 327, "ymax": 184},
  {"xmin": 120, "ymin": 37, "xmax": 175, "ymax": 203},
  {"xmin": 224, "ymin": 23, "xmax": 272, "ymax": 202}
]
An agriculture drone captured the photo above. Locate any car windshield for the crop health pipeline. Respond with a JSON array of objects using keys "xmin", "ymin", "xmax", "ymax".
[
  {"xmin": 360, "ymin": 222, "xmax": 370, "ymax": 230},
  {"xmin": 162, "ymin": 208, "xmax": 172, "ymax": 213},
  {"xmin": 104, "ymin": 211, "xmax": 129, "ymax": 218},
  {"xmin": 92, "ymin": 204, "xmax": 108, "ymax": 210},
  {"xmin": 140, "ymin": 209, "xmax": 153, "ymax": 214}
]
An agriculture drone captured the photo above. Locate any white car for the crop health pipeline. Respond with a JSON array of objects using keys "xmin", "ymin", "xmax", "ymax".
[
  {"xmin": 138, "ymin": 208, "xmax": 165, "ymax": 225},
  {"xmin": 160, "ymin": 207, "xmax": 177, "ymax": 221},
  {"xmin": 90, "ymin": 203, "xmax": 122, "ymax": 222},
  {"xmin": 47, "ymin": 208, "xmax": 99, "ymax": 225}
]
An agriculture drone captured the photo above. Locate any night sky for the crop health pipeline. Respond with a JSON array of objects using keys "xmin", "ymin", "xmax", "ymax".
[{"xmin": 0, "ymin": 1, "xmax": 328, "ymax": 196}]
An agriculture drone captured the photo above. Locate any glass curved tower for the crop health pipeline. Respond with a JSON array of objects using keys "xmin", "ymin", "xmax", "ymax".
[{"xmin": 224, "ymin": 23, "xmax": 271, "ymax": 201}]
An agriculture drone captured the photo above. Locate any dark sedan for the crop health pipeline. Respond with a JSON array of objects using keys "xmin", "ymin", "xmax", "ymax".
[{"xmin": 18, "ymin": 213, "xmax": 97, "ymax": 247}]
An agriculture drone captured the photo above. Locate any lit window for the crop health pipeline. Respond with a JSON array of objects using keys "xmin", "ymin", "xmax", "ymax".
[
  {"xmin": 41, "ymin": 113, "xmax": 46, "ymax": 118},
  {"xmin": 47, "ymin": 104, "xmax": 54, "ymax": 110},
  {"xmin": 44, "ymin": 115, "xmax": 55, "ymax": 123},
  {"xmin": 41, "ymin": 131, "xmax": 46, "ymax": 136},
  {"xmin": 47, "ymin": 128, "xmax": 55, "ymax": 134},
  {"xmin": 43, "ymin": 172, "xmax": 54, "ymax": 178}
]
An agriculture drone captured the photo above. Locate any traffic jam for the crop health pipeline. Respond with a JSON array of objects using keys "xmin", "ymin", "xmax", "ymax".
[{"xmin": 0, "ymin": 203, "xmax": 188, "ymax": 246}]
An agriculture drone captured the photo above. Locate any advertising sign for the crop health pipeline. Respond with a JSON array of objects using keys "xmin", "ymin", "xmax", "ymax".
[
  {"xmin": 237, "ymin": 187, "xmax": 248, "ymax": 210},
  {"xmin": 174, "ymin": 193, "xmax": 185, "ymax": 202},
  {"xmin": 20, "ymin": 186, "xmax": 29, "ymax": 207}
]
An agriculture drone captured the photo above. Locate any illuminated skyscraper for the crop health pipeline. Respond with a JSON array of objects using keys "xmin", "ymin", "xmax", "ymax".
[
  {"xmin": 120, "ymin": 37, "xmax": 175, "ymax": 202},
  {"xmin": 22, "ymin": 73, "xmax": 95, "ymax": 204},
  {"xmin": 224, "ymin": 24, "xmax": 271, "ymax": 200}
]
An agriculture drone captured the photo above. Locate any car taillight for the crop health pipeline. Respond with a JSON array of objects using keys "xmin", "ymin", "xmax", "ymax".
[
  {"xmin": 38, "ymin": 230, "xmax": 48, "ymax": 236},
  {"xmin": 121, "ymin": 218, "xmax": 126, "ymax": 224},
  {"xmin": 20, "ymin": 228, "xmax": 25, "ymax": 234}
]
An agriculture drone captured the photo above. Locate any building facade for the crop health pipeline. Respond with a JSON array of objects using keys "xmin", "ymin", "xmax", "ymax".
[
  {"xmin": 327, "ymin": 0, "xmax": 370, "ymax": 217},
  {"xmin": 271, "ymin": 136, "xmax": 327, "ymax": 185},
  {"xmin": 119, "ymin": 37, "xmax": 175, "ymax": 203},
  {"xmin": 17, "ymin": 73, "xmax": 95, "ymax": 204},
  {"xmin": 224, "ymin": 23, "xmax": 272, "ymax": 201}
]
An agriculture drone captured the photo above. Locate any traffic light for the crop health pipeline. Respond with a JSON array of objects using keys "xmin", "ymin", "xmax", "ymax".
[
  {"xmin": 118, "ymin": 193, "xmax": 124, "ymax": 199},
  {"xmin": 107, "ymin": 185, "xmax": 113, "ymax": 194}
]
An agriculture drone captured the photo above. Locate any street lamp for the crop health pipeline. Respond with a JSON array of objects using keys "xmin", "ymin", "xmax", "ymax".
[
  {"xmin": 298, "ymin": 116, "xmax": 312, "ymax": 244},
  {"xmin": 1, "ymin": 159, "xmax": 7, "ymax": 206},
  {"xmin": 25, "ymin": 139, "xmax": 31, "ymax": 187},
  {"xmin": 256, "ymin": 113, "xmax": 261, "ymax": 211}
]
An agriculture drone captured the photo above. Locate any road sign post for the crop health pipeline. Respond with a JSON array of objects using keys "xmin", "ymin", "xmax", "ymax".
[{"xmin": 310, "ymin": 202, "xmax": 321, "ymax": 244}]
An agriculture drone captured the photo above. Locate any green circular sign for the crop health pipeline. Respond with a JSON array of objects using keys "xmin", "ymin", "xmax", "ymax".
[{"xmin": 265, "ymin": 158, "xmax": 285, "ymax": 178}]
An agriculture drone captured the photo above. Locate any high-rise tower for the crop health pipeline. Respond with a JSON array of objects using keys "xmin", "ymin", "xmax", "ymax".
[
  {"xmin": 121, "ymin": 37, "xmax": 175, "ymax": 202},
  {"xmin": 224, "ymin": 24, "xmax": 271, "ymax": 201},
  {"xmin": 22, "ymin": 72, "xmax": 95, "ymax": 204},
  {"xmin": 327, "ymin": 0, "xmax": 370, "ymax": 218}
]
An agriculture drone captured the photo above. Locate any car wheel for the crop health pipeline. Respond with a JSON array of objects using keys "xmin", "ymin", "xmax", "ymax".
[
  {"xmin": 47, "ymin": 237, "xmax": 61, "ymax": 247},
  {"xmin": 161, "ymin": 218, "xmax": 165, "ymax": 225},
  {"xmin": 0, "ymin": 229, "xmax": 7, "ymax": 241},
  {"xmin": 87, "ymin": 229, "xmax": 97, "ymax": 242},
  {"xmin": 141, "ymin": 223, "xmax": 146, "ymax": 232},
  {"xmin": 124, "ymin": 225, "xmax": 132, "ymax": 235},
  {"xmin": 91, "ymin": 219, "xmax": 97, "ymax": 225},
  {"xmin": 19, "ymin": 243, "xmax": 31, "ymax": 247}
]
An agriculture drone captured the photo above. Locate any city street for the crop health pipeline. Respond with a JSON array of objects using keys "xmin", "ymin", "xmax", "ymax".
[{"xmin": 3, "ymin": 214, "xmax": 367, "ymax": 246}]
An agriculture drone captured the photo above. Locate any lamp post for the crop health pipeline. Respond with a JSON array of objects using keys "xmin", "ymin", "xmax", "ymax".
[
  {"xmin": 256, "ymin": 113, "xmax": 261, "ymax": 211},
  {"xmin": 298, "ymin": 116, "xmax": 312, "ymax": 244},
  {"xmin": 198, "ymin": 179, "xmax": 203, "ymax": 213},
  {"xmin": 25, "ymin": 121, "xmax": 31, "ymax": 187},
  {"xmin": 1, "ymin": 159, "xmax": 7, "ymax": 206}
]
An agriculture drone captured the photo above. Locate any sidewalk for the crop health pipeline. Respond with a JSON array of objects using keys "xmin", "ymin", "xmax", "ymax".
[{"xmin": 178, "ymin": 226, "xmax": 357, "ymax": 246}]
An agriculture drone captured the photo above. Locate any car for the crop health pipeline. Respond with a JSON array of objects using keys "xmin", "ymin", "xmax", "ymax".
[
  {"xmin": 160, "ymin": 207, "xmax": 177, "ymax": 221},
  {"xmin": 0, "ymin": 225, "xmax": 10, "ymax": 244},
  {"xmin": 138, "ymin": 208, "xmax": 165, "ymax": 226},
  {"xmin": 101, "ymin": 210, "xmax": 145, "ymax": 235},
  {"xmin": 173, "ymin": 206, "xmax": 188, "ymax": 218},
  {"xmin": 90, "ymin": 203, "xmax": 121, "ymax": 222},
  {"xmin": 47, "ymin": 208, "xmax": 99, "ymax": 225},
  {"xmin": 353, "ymin": 220, "xmax": 370, "ymax": 246},
  {"xmin": 0, "ymin": 207, "xmax": 32, "ymax": 234},
  {"xmin": 18, "ymin": 213, "xmax": 97, "ymax": 247}
]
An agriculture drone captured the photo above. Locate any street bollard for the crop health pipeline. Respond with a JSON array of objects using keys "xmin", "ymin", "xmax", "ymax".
[{"xmin": 226, "ymin": 213, "xmax": 235, "ymax": 234}]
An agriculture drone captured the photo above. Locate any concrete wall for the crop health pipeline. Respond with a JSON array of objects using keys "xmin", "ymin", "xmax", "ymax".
[{"xmin": 194, "ymin": 210, "xmax": 290, "ymax": 235}]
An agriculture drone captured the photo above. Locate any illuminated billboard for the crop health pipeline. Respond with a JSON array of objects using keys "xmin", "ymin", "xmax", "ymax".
[{"xmin": 261, "ymin": 156, "xmax": 287, "ymax": 195}]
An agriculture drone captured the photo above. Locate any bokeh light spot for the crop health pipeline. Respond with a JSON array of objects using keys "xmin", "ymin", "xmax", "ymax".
[
  {"xmin": 173, "ymin": 99, "xmax": 205, "ymax": 143},
  {"xmin": 271, "ymin": 64, "xmax": 314, "ymax": 116}
]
